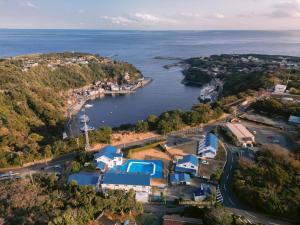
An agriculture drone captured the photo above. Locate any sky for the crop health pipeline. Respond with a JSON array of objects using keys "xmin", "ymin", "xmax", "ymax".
[{"xmin": 0, "ymin": 0, "xmax": 300, "ymax": 30}]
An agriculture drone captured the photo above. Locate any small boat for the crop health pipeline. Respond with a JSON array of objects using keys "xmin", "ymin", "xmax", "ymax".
[
  {"xmin": 79, "ymin": 115, "xmax": 90, "ymax": 123},
  {"xmin": 109, "ymin": 112, "xmax": 113, "ymax": 114},
  {"xmin": 80, "ymin": 126, "xmax": 95, "ymax": 133},
  {"xmin": 101, "ymin": 120, "xmax": 105, "ymax": 123},
  {"xmin": 85, "ymin": 104, "xmax": 93, "ymax": 108}
]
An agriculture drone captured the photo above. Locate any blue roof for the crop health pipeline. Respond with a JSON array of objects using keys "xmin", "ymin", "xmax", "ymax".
[
  {"xmin": 102, "ymin": 173, "xmax": 151, "ymax": 186},
  {"xmin": 178, "ymin": 154, "xmax": 198, "ymax": 166},
  {"xmin": 95, "ymin": 161, "xmax": 106, "ymax": 170},
  {"xmin": 94, "ymin": 145, "xmax": 122, "ymax": 160},
  {"xmin": 68, "ymin": 172, "xmax": 100, "ymax": 186},
  {"xmin": 205, "ymin": 133, "xmax": 218, "ymax": 151},
  {"xmin": 170, "ymin": 173, "xmax": 191, "ymax": 184},
  {"xmin": 175, "ymin": 166, "xmax": 197, "ymax": 174},
  {"xmin": 289, "ymin": 115, "xmax": 300, "ymax": 124}
]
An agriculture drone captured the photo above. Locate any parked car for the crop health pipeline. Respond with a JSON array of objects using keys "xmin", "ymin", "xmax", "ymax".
[{"xmin": 202, "ymin": 160, "xmax": 209, "ymax": 165}]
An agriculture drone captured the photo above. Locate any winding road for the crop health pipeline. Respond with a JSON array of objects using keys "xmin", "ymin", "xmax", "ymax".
[{"xmin": 220, "ymin": 144, "xmax": 294, "ymax": 225}]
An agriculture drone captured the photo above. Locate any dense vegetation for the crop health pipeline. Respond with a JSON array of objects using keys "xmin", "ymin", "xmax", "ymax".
[
  {"xmin": 0, "ymin": 52, "xmax": 141, "ymax": 167},
  {"xmin": 183, "ymin": 67, "xmax": 212, "ymax": 85},
  {"xmin": 0, "ymin": 175, "xmax": 142, "ymax": 225},
  {"xmin": 251, "ymin": 98, "xmax": 300, "ymax": 117},
  {"xmin": 233, "ymin": 144, "xmax": 300, "ymax": 221},
  {"xmin": 182, "ymin": 205, "xmax": 262, "ymax": 225},
  {"xmin": 134, "ymin": 103, "xmax": 223, "ymax": 135},
  {"xmin": 182, "ymin": 54, "xmax": 300, "ymax": 96}
]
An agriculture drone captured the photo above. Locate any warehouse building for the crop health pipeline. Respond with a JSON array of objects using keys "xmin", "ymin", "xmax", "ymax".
[{"xmin": 225, "ymin": 123, "xmax": 255, "ymax": 147}]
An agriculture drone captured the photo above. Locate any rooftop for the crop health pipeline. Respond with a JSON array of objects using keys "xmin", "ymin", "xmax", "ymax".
[
  {"xmin": 178, "ymin": 154, "xmax": 198, "ymax": 166},
  {"xmin": 288, "ymin": 115, "xmax": 300, "ymax": 124},
  {"xmin": 225, "ymin": 123, "xmax": 255, "ymax": 140},
  {"xmin": 170, "ymin": 173, "xmax": 191, "ymax": 183},
  {"xmin": 68, "ymin": 172, "xmax": 100, "ymax": 186},
  {"xmin": 94, "ymin": 145, "xmax": 122, "ymax": 160},
  {"xmin": 204, "ymin": 133, "xmax": 218, "ymax": 150},
  {"xmin": 175, "ymin": 166, "xmax": 197, "ymax": 174},
  {"xmin": 163, "ymin": 215, "xmax": 203, "ymax": 225}
]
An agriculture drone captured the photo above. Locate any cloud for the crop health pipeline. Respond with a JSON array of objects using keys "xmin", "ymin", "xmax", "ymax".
[
  {"xmin": 267, "ymin": 0, "xmax": 300, "ymax": 18},
  {"xmin": 100, "ymin": 12, "xmax": 176, "ymax": 26},
  {"xmin": 19, "ymin": 1, "xmax": 38, "ymax": 9},
  {"xmin": 178, "ymin": 12, "xmax": 202, "ymax": 19},
  {"xmin": 134, "ymin": 13, "xmax": 160, "ymax": 23},
  {"xmin": 214, "ymin": 13, "xmax": 225, "ymax": 19},
  {"xmin": 100, "ymin": 16, "xmax": 134, "ymax": 25}
]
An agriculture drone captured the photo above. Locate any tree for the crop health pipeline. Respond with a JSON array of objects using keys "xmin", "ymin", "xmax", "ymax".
[
  {"xmin": 135, "ymin": 120, "xmax": 149, "ymax": 133},
  {"xmin": 146, "ymin": 115, "xmax": 158, "ymax": 130},
  {"xmin": 204, "ymin": 205, "xmax": 233, "ymax": 225}
]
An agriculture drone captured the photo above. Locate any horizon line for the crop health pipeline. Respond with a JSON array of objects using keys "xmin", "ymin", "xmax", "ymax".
[{"xmin": 0, "ymin": 28, "xmax": 300, "ymax": 32}]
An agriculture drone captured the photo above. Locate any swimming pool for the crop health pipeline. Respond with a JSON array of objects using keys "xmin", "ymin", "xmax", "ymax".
[
  {"xmin": 127, "ymin": 161, "xmax": 156, "ymax": 175},
  {"xmin": 110, "ymin": 159, "xmax": 163, "ymax": 179}
]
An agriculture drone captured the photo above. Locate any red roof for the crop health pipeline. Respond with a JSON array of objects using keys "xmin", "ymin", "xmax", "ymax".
[{"xmin": 163, "ymin": 215, "xmax": 203, "ymax": 225}]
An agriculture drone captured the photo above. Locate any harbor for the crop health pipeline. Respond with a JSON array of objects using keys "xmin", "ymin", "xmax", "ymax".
[
  {"xmin": 65, "ymin": 76, "xmax": 152, "ymax": 118},
  {"xmin": 65, "ymin": 76, "xmax": 153, "ymax": 137}
]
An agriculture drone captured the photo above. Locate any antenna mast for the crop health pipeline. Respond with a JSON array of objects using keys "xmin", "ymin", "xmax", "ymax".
[{"xmin": 83, "ymin": 108, "xmax": 90, "ymax": 151}]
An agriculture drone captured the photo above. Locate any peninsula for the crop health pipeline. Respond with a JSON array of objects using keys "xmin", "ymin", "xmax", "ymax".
[{"xmin": 0, "ymin": 52, "xmax": 146, "ymax": 167}]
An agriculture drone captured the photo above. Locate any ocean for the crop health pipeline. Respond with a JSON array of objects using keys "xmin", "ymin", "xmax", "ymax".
[{"xmin": 1, "ymin": 29, "xmax": 300, "ymax": 128}]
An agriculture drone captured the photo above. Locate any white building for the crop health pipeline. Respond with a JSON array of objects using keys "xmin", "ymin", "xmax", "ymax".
[
  {"xmin": 93, "ymin": 145, "xmax": 123, "ymax": 171},
  {"xmin": 197, "ymin": 133, "xmax": 218, "ymax": 158},
  {"xmin": 175, "ymin": 154, "xmax": 199, "ymax": 175},
  {"xmin": 101, "ymin": 172, "xmax": 151, "ymax": 202},
  {"xmin": 273, "ymin": 84, "xmax": 287, "ymax": 94}
]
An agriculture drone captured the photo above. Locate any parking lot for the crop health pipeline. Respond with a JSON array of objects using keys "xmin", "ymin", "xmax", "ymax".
[
  {"xmin": 165, "ymin": 178, "xmax": 203, "ymax": 201},
  {"xmin": 243, "ymin": 121, "xmax": 294, "ymax": 149}
]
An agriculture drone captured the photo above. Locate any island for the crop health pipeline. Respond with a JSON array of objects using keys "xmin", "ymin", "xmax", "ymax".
[{"xmin": 0, "ymin": 52, "xmax": 148, "ymax": 167}]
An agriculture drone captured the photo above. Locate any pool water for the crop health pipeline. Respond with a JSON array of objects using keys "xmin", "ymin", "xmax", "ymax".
[
  {"xmin": 111, "ymin": 159, "xmax": 163, "ymax": 179},
  {"xmin": 127, "ymin": 162, "xmax": 155, "ymax": 175}
]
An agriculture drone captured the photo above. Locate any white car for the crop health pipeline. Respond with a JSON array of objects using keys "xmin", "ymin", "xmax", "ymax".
[{"xmin": 202, "ymin": 160, "xmax": 209, "ymax": 165}]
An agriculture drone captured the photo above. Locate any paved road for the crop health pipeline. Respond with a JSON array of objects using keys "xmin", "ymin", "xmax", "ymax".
[{"xmin": 220, "ymin": 144, "xmax": 294, "ymax": 225}]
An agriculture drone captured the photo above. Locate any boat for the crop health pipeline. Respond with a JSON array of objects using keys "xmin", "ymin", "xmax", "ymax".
[
  {"xmin": 199, "ymin": 85, "xmax": 216, "ymax": 103},
  {"xmin": 85, "ymin": 104, "xmax": 93, "ymax": 108},
  {"xmin": 80, "ymin": 126, "xmax": 95, "ymax": 133},
  {"xmin": 79, "ymin": 114, "xmax": 90, "ymax": 123}
]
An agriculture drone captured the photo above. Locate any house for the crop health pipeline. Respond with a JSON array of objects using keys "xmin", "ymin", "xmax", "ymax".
[
  {"xmin": 101, "ymin": 173, "xmax": 151, "ymax": 202},
  {"xmin": 193, "ymin": 184, "xmax": 212, "ymax": 201},
  {"xmin": 163, "ymin": 215, "xmax": 203, "ymax": 225},
  {"xmin": 170, "ymin": 173, "xmax": 191, "ymax": 185},
  {"xmin": 175, "ymin": 154, "xmax": 198, "ymax": 175},
  {"xmin": 67, "ymin": 172, "xmax": 101, "ymax": 187},
  {"xmin": 225, "ymin": 123, "xmax": 255, "ymax": 147},
  {"xmin": 94, "ymin": 145, "xmax": 123, "ymax": 171},
  {"xmin": 273, "ymin": 84, "xmax": 287, "ymax": 94},
  {"xmin": 197, "ymin": 133, "xmax": 218, "ymax": 158},
  {"xmin": 288, "ymin": 115, "xmax": 300, "ymax": 126}
]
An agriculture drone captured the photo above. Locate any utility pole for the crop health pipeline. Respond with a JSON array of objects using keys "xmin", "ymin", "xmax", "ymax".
[
  {"xmin": 83, "ymin": 109, "xmax": 90, "ymax": 151},
  {"xmin": 286, "ymin": 69, "xmax": 291, "ymax": 86}
]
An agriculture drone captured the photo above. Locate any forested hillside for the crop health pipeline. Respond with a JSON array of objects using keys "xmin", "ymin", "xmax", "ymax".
[
  {"xmin": 0, "ymin": 52, "xmax": 142, "ymax": 167},
  {"xmin": 233, "ymin": 145, "xmax": 300, "ymax": 221}
]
